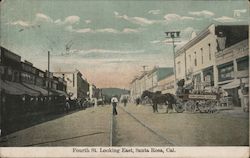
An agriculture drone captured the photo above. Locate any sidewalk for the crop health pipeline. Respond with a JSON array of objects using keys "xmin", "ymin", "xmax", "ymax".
[
  {"xmin": 218, "ymin": 107, "xmax": 249, "ymax": 119},
  {"xmin": 0, "ymin": 106, "xmax": 112, "ymax": 146}
]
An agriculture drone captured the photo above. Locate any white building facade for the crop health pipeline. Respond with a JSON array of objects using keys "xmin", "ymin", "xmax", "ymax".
[
  {"xmin": 158, "ymin": 74, "xmax": 175, "ymax": 94},
  {"xmin": 175, "ymin": 24, "xmax": 218, "ymax": 92},
  {"xmin": 53, "ymin": 69, "xmax": 89, "ymax": 99},
  {"xmin": 130, "ymin": 67, "xmax": 173, "ymax": 100}
]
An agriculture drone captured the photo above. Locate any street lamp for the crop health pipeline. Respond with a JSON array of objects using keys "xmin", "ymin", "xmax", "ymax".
[{"xmin": 165, "ymin": 31, "xmax": 181, "ymax": 90}]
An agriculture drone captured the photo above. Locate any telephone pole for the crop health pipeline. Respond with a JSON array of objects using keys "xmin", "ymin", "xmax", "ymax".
[
  {"xmin": 48, "ymin": 51, "xmax": 50, "ymax": 107},
  {"xmin": 165, "ymin": 31, "xmax": 181, "ymax": 90}
]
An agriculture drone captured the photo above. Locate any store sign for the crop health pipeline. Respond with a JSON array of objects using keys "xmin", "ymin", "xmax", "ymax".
[{"xmin": 189, "ymin": 94, "xmax": 217, "ymax": 100}]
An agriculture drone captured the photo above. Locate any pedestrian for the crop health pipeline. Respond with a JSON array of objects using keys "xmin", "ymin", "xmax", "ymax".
[
  {"xmin": 122, "ymin": 97, "xmax": 128, "ymax": 107},
  {"xmin": 238, "ymin": 84, "xmax": 249, "ymax": 112},
  {"xmin": 111, "ymin": 96, "xmax": 118, "ymax": 115},
  {"xmin": 65, "ymin": 100, "xmax": 70, "ymax": 113},
  {"xmin": 136, "ymin": 97, "xmax": 140, "ymax": 106}
]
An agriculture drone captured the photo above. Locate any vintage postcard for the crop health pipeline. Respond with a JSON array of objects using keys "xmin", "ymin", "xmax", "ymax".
[{"xmin": 0, "ymin": 0, "xmax": 249, "ymax": 157}]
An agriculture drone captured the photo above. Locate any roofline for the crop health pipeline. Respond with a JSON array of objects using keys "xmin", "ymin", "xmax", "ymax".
[{"xmin": 175, "ymin": 24, "xmax": 214, "ymax": 57}]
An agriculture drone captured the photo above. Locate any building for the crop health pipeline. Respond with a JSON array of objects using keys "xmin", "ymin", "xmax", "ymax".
[
  {"xmin": 216, "ymin": 39, "xmax": 249, "ymax": 107},
  {"xmin": 157, "ymin": 73, "xmax": 175, "ymax": 94},
  {"xmin": 130, "ymin": 66, "xmax": 173, "ymax": 100},
  {"xmin": 129, "ymin": 76, "xmax": 139, "ymax": 101},
  {"xmin": 53, "ymin": 69, "xmax": 89, "ymax": 99},
  {"xmin": 174, "ymin": 24, "xmax": 248, "ymax": 93},
  {"xmin": 146, "ymin": 67, "xmax": 173, "ymax": 92},
  {"xmin": 175, "ymin": 24, "xmax": 218, "ymax": 91},
  {"xmin": 0, "ymin": 46, "xmax": 68, "ymax": 136}
]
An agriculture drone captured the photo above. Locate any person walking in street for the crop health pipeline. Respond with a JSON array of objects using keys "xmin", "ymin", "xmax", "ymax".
[
  {"xmin": 122, "ymin": 96, "xmax": 128, "ymax": 107},
  {"xmin": 111, "ymin": 96, "xmax": 118, "ymax": 115},
  {"xmin": 65, "ymin": 100, "xmax": 70, "ymax": 113}
]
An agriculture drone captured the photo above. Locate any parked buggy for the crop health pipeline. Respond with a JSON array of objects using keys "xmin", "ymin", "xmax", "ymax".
[{"xmin": 174, "ymin": 79, "xmax": 219, "ymax": 113}]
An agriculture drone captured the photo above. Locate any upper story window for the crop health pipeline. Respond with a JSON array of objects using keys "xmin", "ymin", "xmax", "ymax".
[
  {"xmin": 201, "ymin": 48, "xmax": 203, "ymax": 64},
  {"xmin": 177, "ymin": 61, "xmax": 181, "ymax": 74},
  {"xmin": 73, "ymin": 73, "xmax": 75, "ymax": 87},
  {"xmin": 208, "ymin": 43, "xmax": 211, "ymax": 61},
  {"xmin": 194, "ymin": 52, "xmax": 197, "ymax": 66}
]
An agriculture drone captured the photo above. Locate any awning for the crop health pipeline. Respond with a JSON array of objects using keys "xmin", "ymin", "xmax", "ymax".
[
  {"xmin": 0, "ymin": 80, "xmax": 25, "ymax": 95},
  {"xmin": 23, "ymin": 83, "xmax": 48, "ymax": 96},
  {"xmin": 5, "ymin": 81, "xmax": 40, "ymax": 96},
  {"xmin": 50, "ymin": 89, "xmax": 68, "ymax": 97},
  {"xmin": 221, "ymin": 79, "xmax": 240, "ymax": 90},
  {"xmin": 56, "ymin": 90, "xmax": 68, "ymax": 97}
]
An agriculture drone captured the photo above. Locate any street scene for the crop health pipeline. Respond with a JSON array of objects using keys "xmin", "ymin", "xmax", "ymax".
[{"xmin": 0, "ymin": 0, "xmax": 249, "ymax": 147}]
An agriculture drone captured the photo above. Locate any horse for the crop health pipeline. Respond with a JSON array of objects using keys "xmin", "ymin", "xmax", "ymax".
[{"xmin": 141, "ymin": 90, "xmax": 176, "ymax": 113}]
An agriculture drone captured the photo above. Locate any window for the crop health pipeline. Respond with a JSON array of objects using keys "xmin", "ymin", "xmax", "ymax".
[
  {"xmin": 208, "ymin": 43, "xmax": 211, "ymax": 61},
  {"xmin": 218, "ymin": 62, "xmax": 234, "ymax": 82},
  {"xmin": 73, "ymin": 74, "xmax": 75, "ymax": 87},
  {"xmin": 194, "ymin": 52, "xmax": 197, "ymax": 66},
  {"xmin": 237, "ymin": 56, "xmax": 249, "ymax": 71},
  {"xmin": 201, "ymin": 48, "xmax": 203, "ymax": 64},
  {"xmin": 177, "ymin": 61, "xmax": 181, "ymax": 74},
  {"xmin": 188, "ymin": 55, "xmax": 192, "ymax": 68}
]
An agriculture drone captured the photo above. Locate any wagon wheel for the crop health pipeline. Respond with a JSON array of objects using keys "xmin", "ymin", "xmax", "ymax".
[
  {"xmin": 185, "ymin": 100, "xmax": 196, "ymax": 113},
  {"xmin": 174, "ymin": 99, "xmax": 184, "ymax": 113},
  {"xmin": 198, "ymin": 101, "xmax": 207, "ymax": 113},
  {"xmin": 206, "ymin": 100, "xmax": 218, "ymax": 113}
]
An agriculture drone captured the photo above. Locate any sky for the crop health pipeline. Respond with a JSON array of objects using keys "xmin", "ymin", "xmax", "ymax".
[{"xmin": 1, "ymin": 0, "xmax": 249, "ymax": 89}]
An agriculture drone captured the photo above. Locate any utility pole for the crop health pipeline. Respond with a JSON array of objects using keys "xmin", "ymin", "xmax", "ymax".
[
  {"xmin": 141, "ymin": 65, "xmax": 148, "ymax": 93},
  {"xmin": 47, "ymin": 51, "xmax": 50, "ymax": 108},
  {"xmin": 165, "ymin": 31, "xmax": 181, "ymax": 90}
]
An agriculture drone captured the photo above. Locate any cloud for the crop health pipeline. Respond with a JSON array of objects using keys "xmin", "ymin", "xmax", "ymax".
[
  {"xmin": 35, "ymin": 13, "xmax": 53, "ymax": 23},
  {"xmin": 150, "ymin": 40, "xmax": 161, "ymax": 44},
  {"xmin": 181, "ymin": 27, "xmax": 196, "ymax": 38},
  {"xmin": 55, "ymin": 15, "xmax": 80, "ymax": 25},
  {"xmin": 164, "ymin": 13, "xmax": 195, "ymax": 22},
  {"xmin": 114, "ymin": 11, "xmax": 155, "ymax": 25},
  {"xmin": 7, "ymin": 13, "xmax": 53, "ymax": 27},
  {"xmin": 122, "ymin": 28, "xmax": 140, "ymax": 33},
  {"xmin": 214, "ymin": 16, "xmax": 238, "ymax": 23},
  {"xmin": 69, "ymin": 26, "xmax": 141, "ymax": 34},
  {"xmin": 7, "ymin": 20, "xmax": 31, "ymax": 27},
  {"xmin": 148, "ymin": 10, "xmax": 161, "ymax": 15},
  {"xmin": 75, "ymin": 28, "xmax": 94, "ymax": 33},
  {"xmin": 77, "ymin": 49, "xmax": 145, "ymax": 54},
  {"xmin": 189, "ymin": 10, "xmax": 215, "ymax": 17},
  {"xmin": 64, "ymin": 16, "xmax": 80, "ymax": 25},
  {"xmin": 97, "ymin": 28, "xmax": 119, "ymax": 33},
  {"xmin": 85, "ymin": 20, "xmax": 91, "ymax": 24}
]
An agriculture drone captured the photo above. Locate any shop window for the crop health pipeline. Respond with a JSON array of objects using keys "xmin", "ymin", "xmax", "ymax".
[
  {"xmin": 218, "ymin": 63, "xmax": 234, "ymax": 82},
  {"xmin": 237, "ymin": 57, "xmax": 249, "ymax": 71}
]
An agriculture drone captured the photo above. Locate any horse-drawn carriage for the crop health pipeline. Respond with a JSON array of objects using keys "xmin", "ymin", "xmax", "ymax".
[
  {"xmin": 175, "ymin": 79, "xmax": 219, "ymax": 113},
  {"xmin": 141, "ymin": 79, "xmax": 220, "ymax": 114},
  {"xmin": 175, "ymin": 93, "xmax": 219, "ymax": 113}
]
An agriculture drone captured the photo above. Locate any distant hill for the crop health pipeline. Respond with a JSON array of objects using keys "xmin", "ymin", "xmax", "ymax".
[{"xmin": 101, "ymin": 88, "xmax": 130, "ymax": 98}]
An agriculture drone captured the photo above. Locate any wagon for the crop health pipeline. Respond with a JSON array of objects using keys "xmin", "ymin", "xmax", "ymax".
[{"xmin": 175, "ymin": 93, "xmax": 219, "ymax": 113}]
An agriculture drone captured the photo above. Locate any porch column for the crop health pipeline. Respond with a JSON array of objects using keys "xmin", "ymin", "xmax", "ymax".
[
  {"xmin": 233, "ymin": 59, "xmax": 238, "ymax": 79},
  {"xmin": 213, "ymin": 65, "xmax": 218, "ymax": 87}
]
